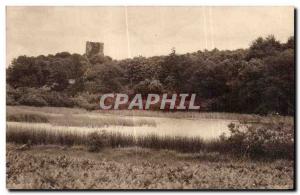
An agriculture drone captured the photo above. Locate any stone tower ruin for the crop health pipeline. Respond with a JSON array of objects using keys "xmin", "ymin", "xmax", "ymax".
[{"xmin": 86, "ymin": 41, "xmax": 104, "ymax": 58}]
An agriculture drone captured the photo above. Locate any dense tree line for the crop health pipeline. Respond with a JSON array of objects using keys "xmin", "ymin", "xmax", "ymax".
[{"xmin": 7, "ymin": 35, "xmax": 294, "ymax": 115}]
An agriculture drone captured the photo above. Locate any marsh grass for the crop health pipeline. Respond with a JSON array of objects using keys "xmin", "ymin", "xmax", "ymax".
[
  {"xmin": 7, "ymin": 105, "xmax": 293, "ymax": 125},
  {"xmin": 9, "ymin": 105, "xmax": 293, "ymax": 122},
  {"xmin": 7, "ymin": 119, "xmax": 293, "ymax": 159},
  {"xmin": 94, "ymin": 109, "xmax": 258, "ymax": 120},
  {"xmin": 7, "ymin": 105, "xmax": 87, "ymax": 115},
  {"xmin": 6, "ymin": 106, "xmax": 294, "ymax": 159},
  {"xmin": 50, "ymin": 114, "xmax": 156, "ymax": 127},
  {"xmin": 7, "ymin": 106, "xmax": 157, "ymax": 128},
  {"xmin": 7, "ymin": 113, "xmax": 49, "ymax": 123},
  {"xmin": 7, "ymin": 123, "xmax": 221, "ymax": 153}
]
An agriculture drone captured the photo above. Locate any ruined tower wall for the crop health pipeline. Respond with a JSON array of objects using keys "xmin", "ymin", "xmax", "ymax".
[{"xmin": 86, "ymin": 41, "xmax": 104, "ymax": 57}]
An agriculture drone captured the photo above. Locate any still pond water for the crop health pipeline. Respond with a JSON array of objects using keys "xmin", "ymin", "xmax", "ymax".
[{"xmin": 8, "ymin": 114, "xmax": 234, "ymax": 140}]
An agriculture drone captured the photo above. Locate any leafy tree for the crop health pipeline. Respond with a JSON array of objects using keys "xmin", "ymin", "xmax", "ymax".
[
  {"xmin": 247, "ymin": 35, "xmax": 282, "ymax": 60},
  {"xmin": 6, "ymin": 35, "xmax": 295, "ymax": 114}
]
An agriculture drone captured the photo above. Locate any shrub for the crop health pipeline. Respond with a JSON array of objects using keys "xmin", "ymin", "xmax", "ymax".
[
  {"xmin": 6, "ymin": 85, "xmax": 19, "ymax": 105},
  {"xmin": 71, "ymin": 93, "xmax": 98, "ymax": 110},
  {"xmin": 225, "ymin": 119, "xmax": 294, "ymax": 159},
  {"xmin": 7, "ymin": 87, "xmax": 75, "ymax": 108},
  {"xmin": 18, "ymin": 93, "xmax": 48, "ymax": 107},
  {"xmin": 87, "ymin": 132, "xmax": 108, "ymax": 152},
  {"xmin": 42, "ymin": 91, "xmax": 74, "ymax": 107},
  {"xmin": 11, "ymin": 87, "xmax": 48, "ymax": 107},
  {"xmin": 134, "ymin": 79, "xmax": 163, "ymax": 95},
  {"xmin": 6, "ymin": 94, "xmax": 18, "ymax": 106}
]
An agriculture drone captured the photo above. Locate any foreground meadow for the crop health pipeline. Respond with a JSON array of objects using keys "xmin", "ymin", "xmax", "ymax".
[
  {"xmin": 6, "ymin": 106, "xmax": 294, "ymax": 189},
  {"xmin": 7, "ymin": 144, "xmax": 294, "ymax": 189}
]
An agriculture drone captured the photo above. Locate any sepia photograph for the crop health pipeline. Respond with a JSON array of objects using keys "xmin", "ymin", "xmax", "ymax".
[{"xmin": 5, "ymin": 6, "xmax": 295, "ymax": 190}]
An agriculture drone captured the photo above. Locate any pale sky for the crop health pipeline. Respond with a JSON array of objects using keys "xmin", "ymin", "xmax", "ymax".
[{"xmin": 6, "ymin": 6, "xmax": 294, "ymax": 66}]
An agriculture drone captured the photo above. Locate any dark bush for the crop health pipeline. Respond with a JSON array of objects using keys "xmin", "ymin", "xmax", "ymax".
[
  {"xmin": 86, "ymin": 132, "xmax": 108, "ymax": 152},
  {"xmin": 18, "ymin": 93, "xmax": 48, "ymax": 107},
  {"xmin": 42, "ymin": 91, "xmax": 74, "ymax": 107},
  {"xmin": 225, "ymin": 120, "xmax": 294, "ymax": 159},
  {"xmin": 6, "ymin": 85, "xmax": 19, "ymax": 105},
  {"xmin": 71, "ymin": 93, "xmax": 98, "ymax": 110}
]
